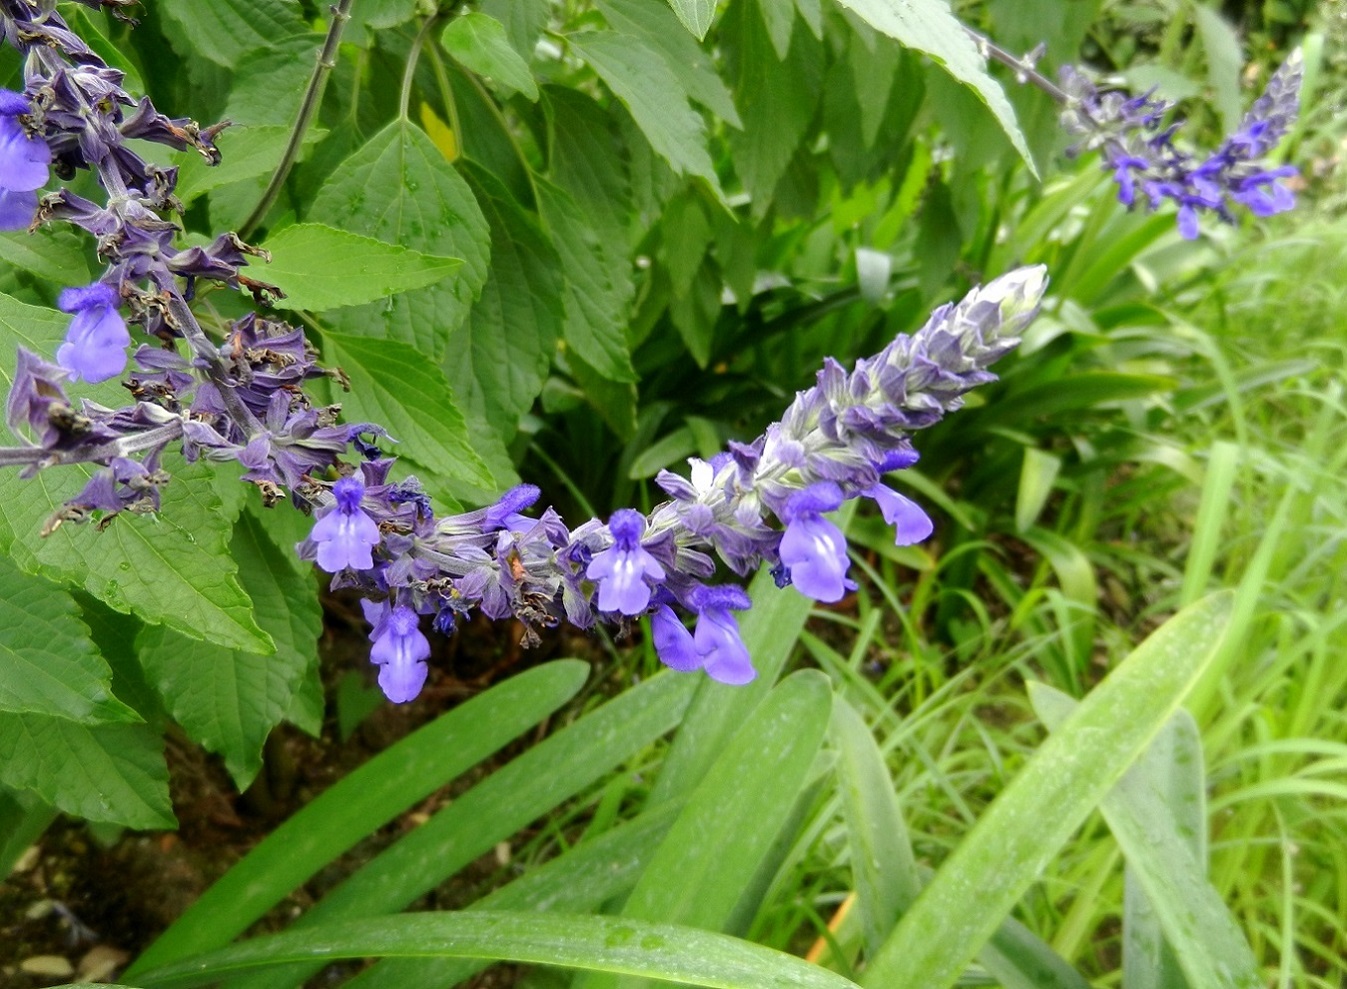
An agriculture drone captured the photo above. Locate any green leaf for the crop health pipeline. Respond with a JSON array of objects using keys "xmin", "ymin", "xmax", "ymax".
[
  {"xmin": 831, "ymin": 0, "xmax": 1034, "ymax": 172},
  {"xmin": 441, "ymin": 12, "xmax": 539, "ymax": 100},
  {"xmin": 0, "ymin": 712, "xmax": 173, "ymax": 829},
  {"xmin": 347, "ymin": 805, "xmax": 682, "ymax": 989},
  {"xmin": 0, "ymin": 227, "xmax": 95, "ymax": 286},
  {"xmin": 831, "ymin": 698, "xmax": 920, "ymax": 955},
  {"xmin": 596, "ymin": 0, "xmax": 741, "ymax": 127},
  {"xmin": 568, "ymin": 30, "xmax": 723, "ymax": 195},
  {"xmin": 585, "ymin": 671, "xmax": 832, "ymax": 989},
  {"xmin": 0, "ymin": 458, "xmax": 271, "ymax": 654},
  {"xmin": 0, "ymin": 557, "xmax": 137, "ymax": 724},
  {"xmin": 128, "ymin": 913, "xmax": 863, "ymax": 989},
  {"xmin": 650, "ymin": 555, "xmax": 830, "ymax": 805},
  {"xmin": 480, "ymin": 0, "xmax": 551, "ymax": 60},
  {"xmin": 860, "ymin": 593, "xmax": 1234, "ymax": 989},
  {"xmin": 136, "ymin": 511, "xmax": 321, "ymax": 789},
  {"xmin": 662, "ymin": 0, "xmax": 717, "ymax": 39},
  {"xmin": 727, "ymin": 0, "xmax": 823, "ymax": 210},
  {"xmin": 127, "ymin": 662, "xmax": 591, "ymax": 974},
  {"xmin": 448, "ymin": 165, "xmax": 563, "ymax": 438},
  {"xmin": 156, "ymin": 0, "xmax": 309, "ymax": 66},
  {"xmin": 219, "ymin": 672, "xmax": 699, "ymax": 989},
  {"xmin": 257, "ymin": 223, "xmax": 461, "ymax": 313},
  {"xmin": 1191, "ymin": 4, "xmax": 1244, "ymax": 132},
  {"xmin": 322, "ymin": 331, "xmax": 494, "ymax": 494},
  {"xmin": 536, "ymin": 179, "xmax": 637, "ymax": 382},
  {"xmin": 309, "ymin": 120, "xmax": 491, "ymax": 359},
  {"xmin": 544, "ymin": 86, "xmax": 634, "ymax": 246},
  {"xmin": 173, "ymin": 125, "xmax": 305, "ymax": 207},
  {"xmin": 1033, "ymin": 689, "xmax": 1256, "ymax": 989}
]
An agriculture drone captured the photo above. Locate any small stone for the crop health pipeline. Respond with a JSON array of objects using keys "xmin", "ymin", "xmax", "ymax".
[
  {"xmin": 20, "ymin": 955, "xmax": 74, "ymax": 978},
  {"xmin": 78, "ymin": 945, "xmax": 130, "ymax": 982},
  {"xmin": 12, "ymin": 845, "xmax": 40, "ymax": 872}
]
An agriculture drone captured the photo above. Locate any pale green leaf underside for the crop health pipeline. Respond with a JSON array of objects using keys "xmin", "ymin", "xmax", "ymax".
[
  {"xmin": 831, "ymin": 0, "xmax": 1034, "ymax": 172},
  {"xmin": 259, "ymin": 222, "xmax": 461, "ymax": 313},
  {"xmin": 441, "ymin": 12, "xmax": 540, "ymax": 100}
]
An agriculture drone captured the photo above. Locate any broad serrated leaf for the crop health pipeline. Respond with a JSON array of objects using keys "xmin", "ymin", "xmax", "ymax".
[
  {"xmin": 0, "ymin": 712, "xmax": 173, "ymax": 829},
  {"xmin": 0, "ymin": 226, "xmax": 95, "ymax": 286},
  {"xmin": 347, "ymin": 0, "xmax": 421, "ymax": 45},
  {"xmin": 662, "ymin": 0, "xmax": 717, "ymax": 38},
  {"xmin": 137, "ymin": 511, "xmax": 321, "ymax": 789},
  {"xmin": 441, "ymin": 12, "xmax": 539, "ymax": 100},
  {"xmin": 0, "ymin": 557, "xmax": 137, "ymax": 724},
  {"xmin": 544, "ymin": 87, "xmax": 634, "ymax": 246},
  {"xmin": 727, "ymin": 0, "xmax": 823, "ymax": 210},
  {"xmin": 831, "ymin": 0, "xmax": 1033, "ymax": 172},
  {"xmin": 309, "ymin": 120, "xmax": 490, "ymax": 359},
  {"xmin": 568, "ymin": 31, "xmax": 722, "ymax": 195},
  {"xmin": 536, "ymin": 179, "xmax": 637, "ymax": 383},
  {"xmin": 448, "ymin": 165, "xmax": 563, "ymax": 438},
  {"xmin": 596, "ymin": 0, "xmax": 741, "ymax": 127},
  {"xmin": 757, "ymin": 0, "xmax": 795, "ymax": 58},
  {"xmin": 0, "ymin": 457, "xmax": 271, "ymax": 654},
  {"xmin": 480, "ymin": 0, "xmax": 551, "ymax": 60},
  {"xmin": 174, "ymin": 125, "xmax": 302, "ymax": 206},
  {"xmin": 259, "ymin": 223, "xmax": 462, "ymax": 313},
  {"xmin": 323, "ymin": 331, "xmax": 493, "ymax": 492},
  {"xmin": 157, "ymin": 0, "xmax": 309, "ymax": 66}
]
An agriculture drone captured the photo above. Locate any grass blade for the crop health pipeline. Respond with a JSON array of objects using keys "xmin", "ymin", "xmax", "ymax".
[{"xmin": 860, "ymin": 592, "xmax": 1234, "ymax": 989}]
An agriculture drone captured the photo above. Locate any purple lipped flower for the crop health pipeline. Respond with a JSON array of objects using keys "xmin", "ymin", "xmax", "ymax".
[
  {"xmin": 363, "ymin": 600, "xmax": 430, "ymax": 703},
  {"xmin": 651, "ymin": 603, "xmax": 701, "ymax": 672},
  {"xmin": 778, "ymin": 482, "xmax": 852, "ymax": 603},
  {"xmin": 484, "ymin": 484, "xmax": 541, "ymax": 530},
  {"xmin": 0, "ymin": 89, "xmax": 51, "ymax": 231},
  {"xmin": 587, "ymin": 508, "xmax": 666, "ymax": 615},
  {"xmin": 690, "ymin": 585, "xmax": 756, "ymax": 685},
  {"xmin": 866, "ymin": 484, "xmax": 934, "ymax": 546},
  {"xmin": 55, "ymin": 283, "xmax": 130, "ymax": 383},
  {"xmin": 311, "ymin": 476, "xmax": 382, "ymax": 572}
]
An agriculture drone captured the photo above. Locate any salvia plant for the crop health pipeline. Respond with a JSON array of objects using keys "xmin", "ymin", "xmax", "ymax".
[{"xmin": 0, "ymin": 0, "xmax": 1313, "ymax": 986}]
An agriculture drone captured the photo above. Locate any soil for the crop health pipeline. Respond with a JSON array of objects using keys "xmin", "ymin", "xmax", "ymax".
[{"xmin": 0, "ymin": 590, "xmax": 606, "ymax": 989}]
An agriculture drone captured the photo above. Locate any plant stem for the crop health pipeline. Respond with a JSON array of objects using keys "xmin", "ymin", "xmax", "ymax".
[
  {"xmin": 398, "ymin": 11, "xmax": 442, "ymax": 120},
  {"xmin": 964, "ymin": 26, "xmax": 1070, "ymax": 103},
  {"xmin": 238, "ymin": 0, "xmax": 355, "ymax": 239},
  {"xmin": 164, "ymin": 292, "xmax": 264, "ymax": 436}
]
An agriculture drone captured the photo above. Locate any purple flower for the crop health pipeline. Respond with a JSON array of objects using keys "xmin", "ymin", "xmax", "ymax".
[
  {"xmin": 0, "ymin": 89, "xmax": 51, "ymax": 231},
  {"xmin": 587, "ymin": 508, "xmax": 665, "ymax": 615},
  {"xmin": 363, "ymin": 600, "xmax": 430, "ymax": 703},
  {"xmin": 311, "ymin": 476, "xmax": 381, "ymax": 572},
  {"xmin": 55, "ymin": 283, "xmax": 130, "ymax": 383},
  {"xmin": 778, "ymin": 483, "xmax": 852, "ymax": 603},
  {"xmin": 690, "ymin": 585, "xmax": 756, "ymax": 685},
  {"xmin": 651, "ymin": 603, "xmax": 701, "ymax": 672},
  {"xmin": 866, "ymin": 483, "xmax": 934, "ymax": 545}
]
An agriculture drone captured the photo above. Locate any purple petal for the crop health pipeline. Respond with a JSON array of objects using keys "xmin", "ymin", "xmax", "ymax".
[
  {"xmin": 55, "ymin": 302, "xmax": 131, "ymax": 383},
  {"xmin": 693, "ymin": 609, "xmax": 756, "ymax": 685},
  {"xmin": 651, "ymin": 605, "xmax": 701, "ymax": 672},
  {"xmin": 0, "ymin": 187, "xmax": 37, "ymax": 231},
  {"xmin": 0, "ymin": 111, "xmax": 51, "ymax": 192},
  {"xmin": 867, "ymin": 484, "xmax": 934, "ymax": 545},
  {"xmin": 779, "ymin": 513, "xmax": 850, "ymax": 603},
  {"xmin": 370, "ymin": 605, "xmax": 430, "ymax": 703}
]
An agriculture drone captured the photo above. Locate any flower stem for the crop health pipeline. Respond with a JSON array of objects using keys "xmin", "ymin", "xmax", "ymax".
[{"xmin": 238, "ymin": 0, "xmax": 355, "ymax": 239}]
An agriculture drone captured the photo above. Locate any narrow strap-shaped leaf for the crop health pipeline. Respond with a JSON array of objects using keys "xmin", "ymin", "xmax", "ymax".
[
  {"xmin": 344, "ymin": 803, "xmax": 683, "ymax": 989},
  {"xmin": 131, "ymin": 913, "xmax": 862, "ymax": 989},
  {"xmin": 126, "ymin": 661, "xmax": 590, "ymax": 975},
  {"xmin": 860, "ymin": 592, "xmax": 1234, "ymax": 989},
  {"xmin": 582, "ymin": 670, "xmax": 834, "ymax": 989},
  {"xmin": 222, "ymin": 670, "xmax": 699, "ymax": 989},
  {"xmin": 1033, "ymin": 687, "xmax": 1254, "ymax": 989}
]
